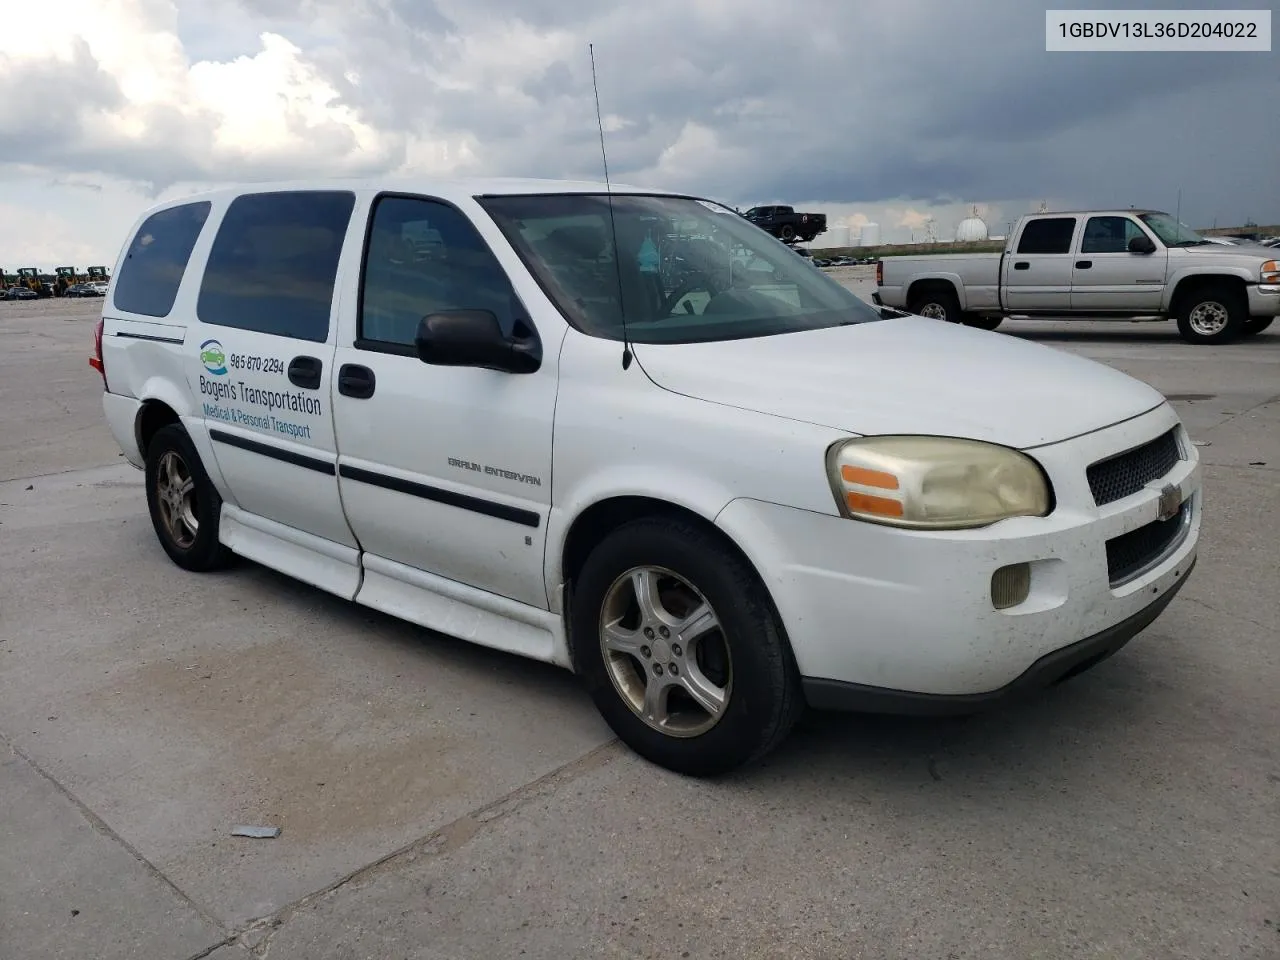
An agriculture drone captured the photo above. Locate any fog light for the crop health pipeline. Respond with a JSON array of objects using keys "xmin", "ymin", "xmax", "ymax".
[{"xmin": 991, "ymin": 563, "xmax": 1031, "ymax": 610}]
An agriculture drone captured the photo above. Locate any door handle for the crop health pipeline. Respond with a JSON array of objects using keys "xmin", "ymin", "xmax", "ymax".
[
  {"xmin": 288, "ymin": 356, "xmax": 323, "ymax": 390},
  {"xmin": 338, "ymin": 363, "xmax": 376, "ymax": 400},
  {"xmin": 1013, "ymin": 261, "xmax": 1030, "ymax": 270},
  {"xmin": 1076, "ymin": 260, "xmax": 1093, "ymax": 269}
]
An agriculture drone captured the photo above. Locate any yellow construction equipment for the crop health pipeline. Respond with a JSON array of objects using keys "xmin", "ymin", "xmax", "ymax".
[{"xmin": 55, "ymin": 266, "xmax": 78, "ymax": 296}]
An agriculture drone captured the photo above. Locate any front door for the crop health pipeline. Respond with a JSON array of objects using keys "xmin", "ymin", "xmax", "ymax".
[
  {"xmin": 186, "ymin": 189, "xmax": 362, "ymax": 591},
  {"xmin": 1003, "ymin": 216, "xmax": 1079, "ymax": 313},
  {"xmin": 1070, "ymin": 215, "xmax": 1167, "ymax": 312},
  {"xmin": 331, "ymin": 193, "xmax": 558, "ymax": 610}
]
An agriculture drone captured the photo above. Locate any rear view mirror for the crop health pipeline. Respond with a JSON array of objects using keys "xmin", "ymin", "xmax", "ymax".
[
  {"xmin": 1128, "ymin": 235, "xmax": 1156, "ymax": 254},
  {"xmin": 415, "ymin": 309, "xmax": 541, "ymax": 373}
]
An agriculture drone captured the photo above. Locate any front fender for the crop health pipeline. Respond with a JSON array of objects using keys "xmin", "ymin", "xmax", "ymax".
[{"xmin": 1163, "ymin": 267, "xmax": 1258, "ymax": 312}]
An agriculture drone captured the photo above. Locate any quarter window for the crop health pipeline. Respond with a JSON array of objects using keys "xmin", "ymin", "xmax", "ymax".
[
  {"xmin": 112, "ymin": 202, "xmax": 211, "ymax": 318},
  {"xmin": 359, "ymin": 195, "xmax": 525, "ymax": 347},
  {"xmin": 197, "ymin": 191, "xmax": 355, "ymax": 342},
  {"xmin": 1017, "ymin": 217, "xmax": 1077, "ymax": 255}
]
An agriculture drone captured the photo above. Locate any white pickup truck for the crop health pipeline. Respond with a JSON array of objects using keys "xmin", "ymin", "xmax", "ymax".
[{"xmin": 874, "ymin": 209, "xmax": 1280, "ymax": 345}]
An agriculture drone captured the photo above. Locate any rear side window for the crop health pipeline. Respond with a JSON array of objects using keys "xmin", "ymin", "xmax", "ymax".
[
  {"xmin": 197, "ymin": 191, "xmax": 355, "ymax": 342},
  {"xmin": 112, "ymin": 201, "xmax": 211, "ymax": 317},
  {"xmin": 1017, "ymin": 217, "xmax": 1077, "ymax": 255}
]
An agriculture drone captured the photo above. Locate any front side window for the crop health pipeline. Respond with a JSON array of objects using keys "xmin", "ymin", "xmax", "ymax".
[
  {"xmin": 113, "ymin": 201, "xmax": 211, "ymax": 318},
  {"xmin": 197, "ymin": 191, "xmax": 355, "ymax": 342},
  {"xmin": 359, "ymin": 195, "xmax": 525, "ymax": 347},
  {"xmin": 476, "ymin": 193, "xmax": 881, "ymax": 344},
  {"xmin": 1081, "ymin": 216, "xmax": 1147, "ymax": 254}
]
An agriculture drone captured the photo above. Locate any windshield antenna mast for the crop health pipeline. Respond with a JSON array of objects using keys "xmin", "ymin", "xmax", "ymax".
[{"xmin": 589, "ymin": 43, "xmax": 633, "ymax": 369}]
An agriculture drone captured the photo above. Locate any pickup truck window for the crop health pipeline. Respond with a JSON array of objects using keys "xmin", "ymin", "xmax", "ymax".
[
  {"xmin": 1016, "ymin": 217, "xmax": 1076, "ymax": 255},
  {"xmin": 359, "ymin": 195, "xmax": 525, "ymax": 347},
  {"xmin": 1138, "ymin": 213, "xmax": 1207, "ymax": 247},
  {"xmin": 197, "ymin": 191, "xmax": 355, "ymax": 343},
  {"xmin": 112, "ymin": 201, "xmax": 211, "ymax": 318},
  {"xmin": 1081, "ymin": 216, "xmax": 1146, "ymax": 254},
  {"xmin": 477, "ymin": 193, "xmax": 880, "ymax": 344}
]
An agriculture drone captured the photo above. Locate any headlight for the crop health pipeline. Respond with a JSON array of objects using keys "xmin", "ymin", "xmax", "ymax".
[
  {"xmin": 825, "ymin": 436, "xmax": 1052, "ymax": 529},
  {"xmin": 1262, "ymin": 260, "xmax": 1280, "ymax": 284}
]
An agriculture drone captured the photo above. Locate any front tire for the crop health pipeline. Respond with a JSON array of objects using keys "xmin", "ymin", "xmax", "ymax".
[
  {"xmin": 1175, "ymin": 284, "xmax": 1247, "ymax": 344},
  {"xmin": 145, "ymin": 424, "xmax": 232, "ymax": 572},
  {"xmin": 571, "ymin": 517, "xmax": 803, "ymax": 777}
]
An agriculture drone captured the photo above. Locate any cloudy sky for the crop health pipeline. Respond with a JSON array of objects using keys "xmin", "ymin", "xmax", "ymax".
[{"xmin": 1, "ymin": 0, "xmax": 1276, "ymax": 266}]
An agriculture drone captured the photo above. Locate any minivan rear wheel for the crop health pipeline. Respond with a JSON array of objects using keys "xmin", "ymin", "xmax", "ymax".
[
  {"xmin": 571, "ymin": 517, "xmax": 803, "ymax": 777},
  {"xmin": 145, "ymin": 424, "xmax": 232, "ymax": 572}
]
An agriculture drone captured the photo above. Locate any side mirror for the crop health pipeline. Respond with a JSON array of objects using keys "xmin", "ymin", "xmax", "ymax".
[
  {"xmin": 1128, "ymin": 235, "xmax": 1156, "ymax": 254},
  {"xmin": 415, "ymin": 310, "xmax": 541, "ymax": 373}
]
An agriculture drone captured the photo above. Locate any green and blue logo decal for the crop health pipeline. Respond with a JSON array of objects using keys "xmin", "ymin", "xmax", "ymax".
[{"xmin": 200, "ymin": 339, "xmax": 227, "ymax": 376}]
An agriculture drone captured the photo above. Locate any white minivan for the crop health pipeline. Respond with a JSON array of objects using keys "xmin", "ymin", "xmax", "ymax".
[{"xmin": 92, "ymin": 179, "xmax": 1201, "ymax": 775}]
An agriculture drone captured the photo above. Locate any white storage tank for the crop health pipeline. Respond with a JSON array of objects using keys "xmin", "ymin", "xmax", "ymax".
[
  {"xmin": 825, "ymin": 225, "xmax": 851, "ymax": 248},
  {"xmin": 858, "ymin": 223, "xmax": 881, "ymax": 247},
  {"xmin": 955, "ymin": 216, "xmax": 989, "ymax": 242}
]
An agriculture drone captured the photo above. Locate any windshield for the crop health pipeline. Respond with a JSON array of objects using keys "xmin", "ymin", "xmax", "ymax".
[
  {"xmin": 476, "ymin": 193, "xmax": 881, "ymax": 344},
  {"xmin": 1139, "ymin": 212, "xmax": 1207, "ymax": 247}
]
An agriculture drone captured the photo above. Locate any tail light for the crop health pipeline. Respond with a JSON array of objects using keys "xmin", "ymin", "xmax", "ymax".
[
  {"xmin": 90, "ymin": 317, "xmax": 106, "ymax": 388},
  {"xmin": 876, "ymin": 260, "xmax": 883, "ymax": 286}
]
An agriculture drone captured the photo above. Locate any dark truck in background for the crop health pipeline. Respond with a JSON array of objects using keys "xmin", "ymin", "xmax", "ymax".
[{"xmin": 741, "ymin": 205, "xmax": 828, "ymax": 244}]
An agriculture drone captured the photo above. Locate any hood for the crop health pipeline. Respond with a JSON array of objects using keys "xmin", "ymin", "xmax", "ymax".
[
  {"xmin": 632, "ymin": 316, "xmax": 1166, "ymax": 449},
  {"xmin": 1178, "ymin": 242, "xmax": 1276, "ymax": 260}
]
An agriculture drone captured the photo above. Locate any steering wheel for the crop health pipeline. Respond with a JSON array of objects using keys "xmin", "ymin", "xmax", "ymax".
[{"xmin": 657, "ymin": 273, "xmax": 728, "ymax": 318}]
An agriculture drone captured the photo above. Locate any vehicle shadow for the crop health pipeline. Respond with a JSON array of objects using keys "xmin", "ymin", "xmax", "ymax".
[{"xmin": 245, "ymin": 555, "xmax": 1181, "ymax": 789}]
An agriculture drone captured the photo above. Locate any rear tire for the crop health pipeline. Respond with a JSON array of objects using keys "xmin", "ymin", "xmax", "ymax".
[
  {"xmin": 1174, "ymin": 284, "xmax": 1247, "ymax": 344},
  {"xmin": 1242, "ymin": 316, "xmax": 1273, "ymax": 336},
  {"xmin": 570, "ymin": 517, "xmax": 803, "ymax": 777},
  {"xmin": 908, "ymin": 285, "xmax": 962, "ymax": 324},
  {"xmin": 145, "ymin": 424, "xmax": 233, "ymax": 572},
  {"xmin": 962, "ymin": 312, "xmax": 1003, "ymax": 331}
]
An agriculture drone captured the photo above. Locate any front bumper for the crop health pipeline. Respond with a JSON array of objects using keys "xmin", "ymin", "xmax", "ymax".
[
  {"xmin": 803, "ymin": 555, "xmax": 1194, "ymax": 715},
  {"xmin": 1247, "ymin": 282, "xmax": 1280, "ymax": 317},
  {"xmin": 714, "ymin": 403, "xmax": 1200, "ymax": 702}
]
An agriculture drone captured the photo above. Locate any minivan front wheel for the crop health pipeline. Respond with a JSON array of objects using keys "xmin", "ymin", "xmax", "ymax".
[
  {"xmin": 145, "ymin": 424, "xmax": 232, "ymax": 572},
  {"xmin": 571, "ymin": 517, "xmax": 803, "ymax": 777}
]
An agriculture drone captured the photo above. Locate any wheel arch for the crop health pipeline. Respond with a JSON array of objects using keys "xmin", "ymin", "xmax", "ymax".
[
  {"xmin": 134, "ymin": 399, "xmax": 182, "ymax": 461},
  {"xmin": 1166, "ymin": 271, "xmax": 1250, "ymax": 314},
  {"xmin": 557, "ymin": 495, "xmax": 779, "ymax": 665},
  {"xmin": 906, "ymin": 275, "xmax": 965, "ymax": 311}
]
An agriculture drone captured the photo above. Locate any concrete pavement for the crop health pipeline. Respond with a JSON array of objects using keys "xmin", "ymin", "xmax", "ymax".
[{"xmin": 2, "ymin": 287, "xmax": 1278, "ymax": 959}]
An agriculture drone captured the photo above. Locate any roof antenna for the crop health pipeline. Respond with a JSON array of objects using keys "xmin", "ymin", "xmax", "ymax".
[{"xmin": 589, "ymin": 43, "xmax": 632, "ymax": 370}]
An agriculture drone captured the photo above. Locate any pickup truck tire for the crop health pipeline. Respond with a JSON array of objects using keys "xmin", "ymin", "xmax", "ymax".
[
  {"xmin": 1243, "ymin": 317, "xmax": 1273, "ymax": 336},
  {"xmin": 962, "ymin": 313, "xmax": 1003, "ymax": 331},
  {"xmin": 144, "ymin": 424, "xmax": 233, "ymax": 572},
  {"xmin": 571, "ymin": 516, "xmax": 803, "ymax": 777},
  {"xmin": 1174, "ymin": 284, "xmax": 1247, "ymax": 344},
  {"xmin": 779, "ymin": 224, "xmax": 796, "ymax": 242},
  {"xmin": 908, "ymin": 285, "xmax": 961, "ymax": 324}
]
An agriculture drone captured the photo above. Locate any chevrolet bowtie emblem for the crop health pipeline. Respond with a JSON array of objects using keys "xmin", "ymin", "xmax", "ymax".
[{"xmin": 1157, "ymin": 484, "xmax": 1182, "ymax": 522}]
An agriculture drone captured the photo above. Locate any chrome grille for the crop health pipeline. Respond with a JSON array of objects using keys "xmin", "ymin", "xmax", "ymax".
[{"xmin": 1087, "ymin": 428, "xmax": 1181, "ymax": 507}]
